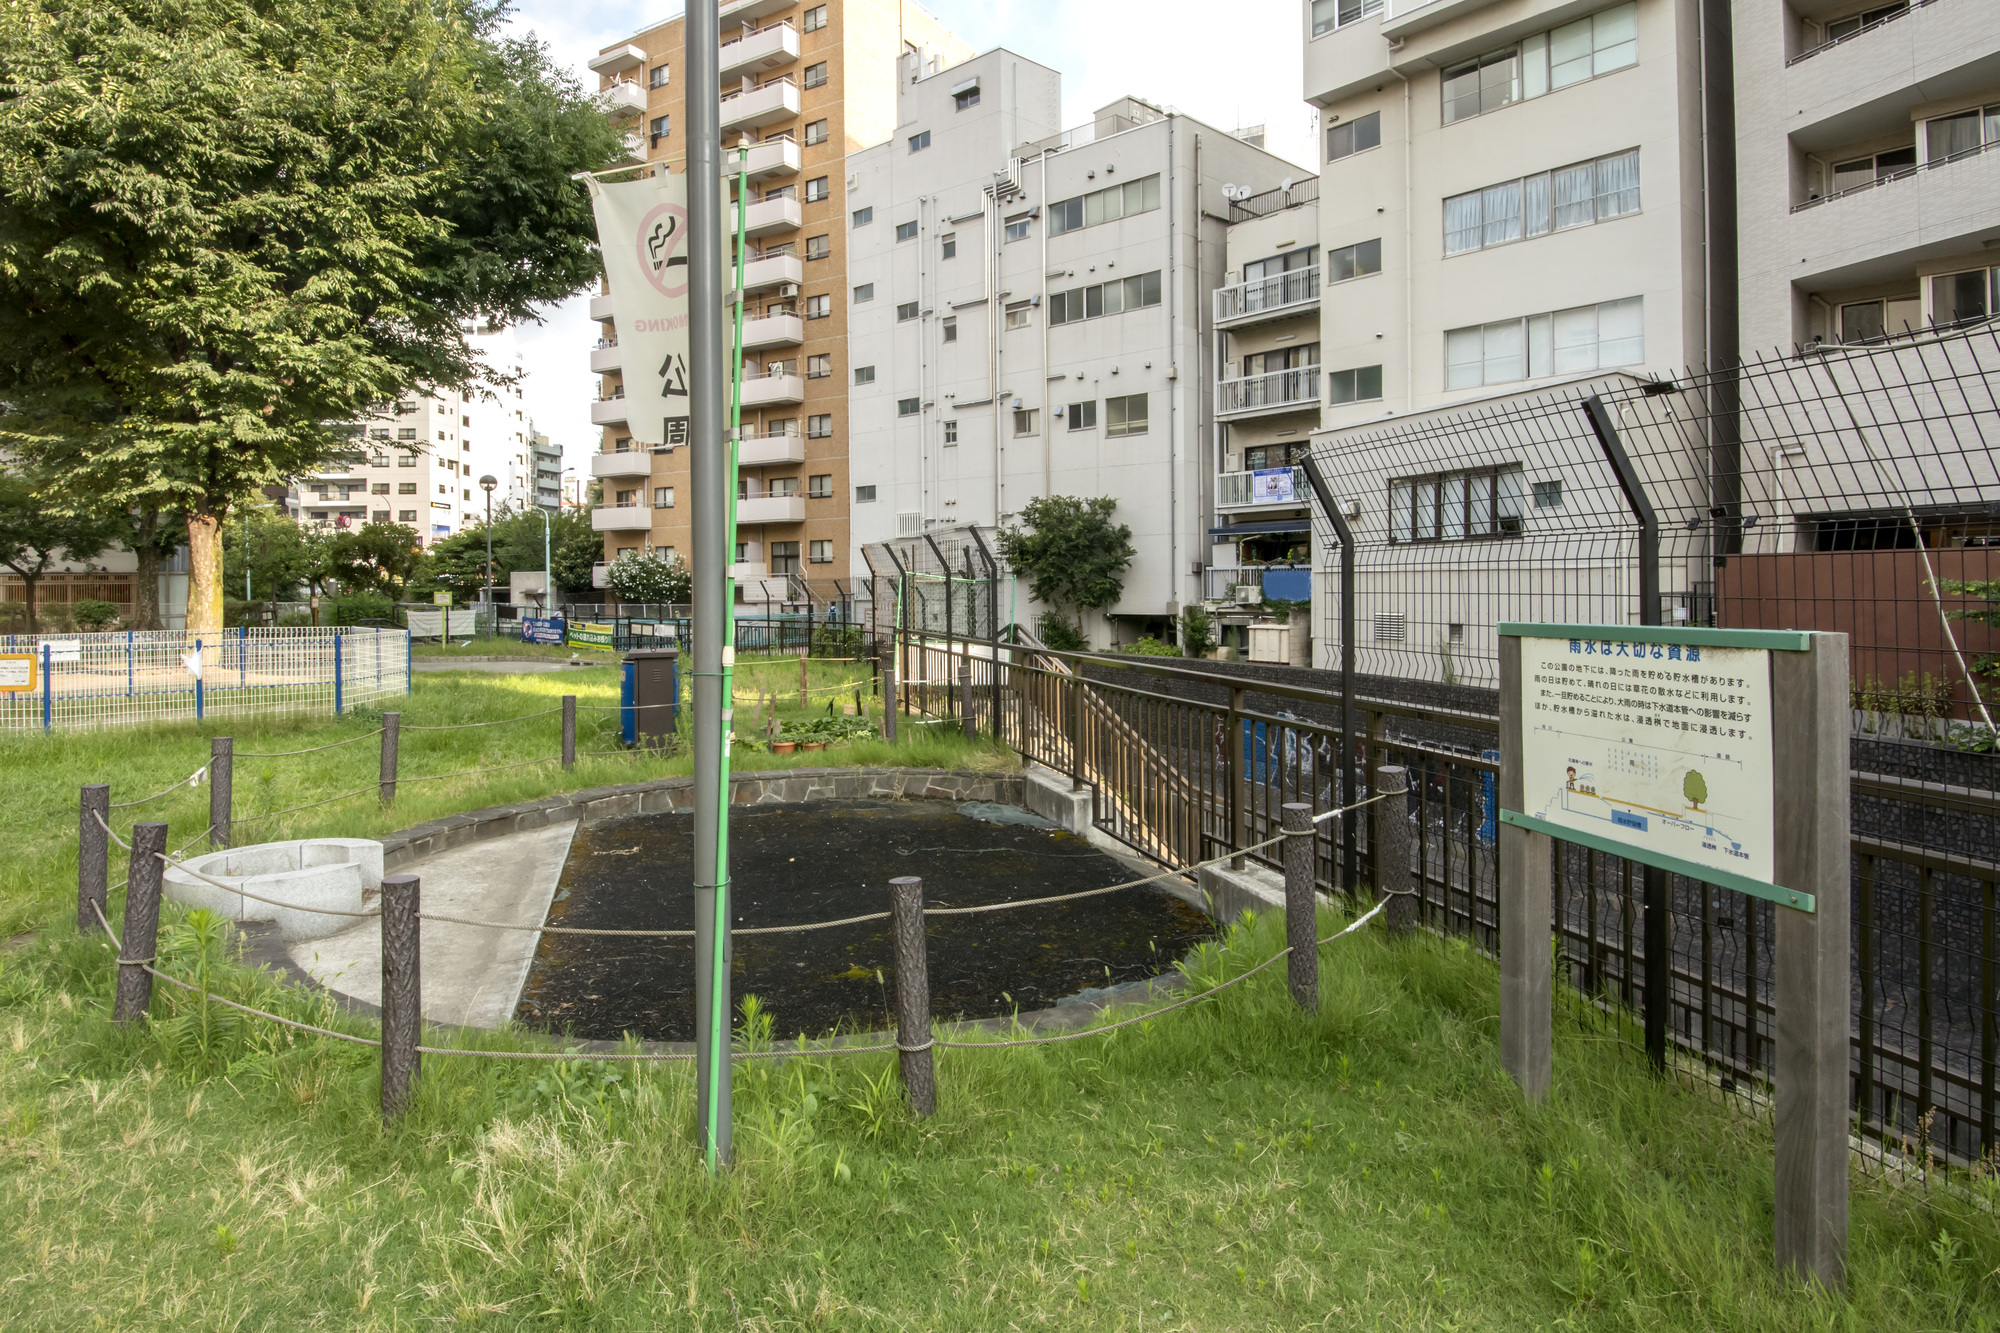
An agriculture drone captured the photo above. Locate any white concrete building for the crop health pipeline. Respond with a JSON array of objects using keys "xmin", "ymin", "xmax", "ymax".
[{"xmin": 844, "ymin": 49, "xmax": 1299, "ymax": 639}]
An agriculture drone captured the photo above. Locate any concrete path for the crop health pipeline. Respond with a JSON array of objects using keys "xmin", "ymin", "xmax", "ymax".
[{"xmin": 292, "ymin": 820, "xmax": 577, "ymax": 1028}]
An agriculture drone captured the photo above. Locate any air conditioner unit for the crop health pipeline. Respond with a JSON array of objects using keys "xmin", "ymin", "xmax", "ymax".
[
  {"xmin": 1234, "ymin": 584, "xmax": 1262, "ymax": 605},
  {"xmin": 778, "ymin": 282, "xmax": 798, "ymax": 298}
]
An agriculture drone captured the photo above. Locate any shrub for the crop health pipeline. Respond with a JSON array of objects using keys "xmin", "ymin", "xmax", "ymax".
[
  {"xmin": 1036, "ymin": 611, "xmax": 1086, "ymax": 651},
  {"xmin": 71, "ymin": 598, "xmax": 119, "ymax": 630},
  {"xmin": 329, "ymin": 591, "xmax": 395, "ymax": 626},
  {"xmin": 1179, "ymin": 604, "xmax": 1214, "ymax": 658},
  {"xmin": 812, "ymin": 623, "xmax": 863, "ymax": 656},
  {"xmin": 1120, "ymin": 636, "xmax": 1181, "ymax": 657}
]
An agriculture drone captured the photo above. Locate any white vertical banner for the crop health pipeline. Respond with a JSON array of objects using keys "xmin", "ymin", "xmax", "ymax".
[{"xmin": 588, "ymin": 173, "xmax": 693, "ymax": 448}]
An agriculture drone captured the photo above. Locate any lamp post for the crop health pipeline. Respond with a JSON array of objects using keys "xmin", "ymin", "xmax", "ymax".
[
  {"xmin": 533, "ymin": 504, "xmax": 553, "ymax": 617},
  {"xmin": 480, "ymin": 474, "xmax": 497, "ymax": 639}
]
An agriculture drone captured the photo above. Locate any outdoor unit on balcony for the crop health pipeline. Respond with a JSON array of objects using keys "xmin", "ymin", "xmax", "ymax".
[
  {"xmin": 777, "ymin": 283, "xmax": 798, "ymax": 297},
  {"xmin": 1234, "ymin": 584, "xmax": 1262, "ymax": 605}
]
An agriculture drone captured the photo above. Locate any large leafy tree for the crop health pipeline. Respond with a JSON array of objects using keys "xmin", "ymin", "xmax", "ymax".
[
  {"xmin": 0, "ymin": 0, "xmax": 621, "ymax": 632},
  {"xmin": 0, "ymin": 468, "xmax": 116, "ymax": 629},
  {"xmin": 330, "ymin": 521, "xmax": 424, "ymax": 598},
  {"xmin": 995, "ymin": 495, "xmax": 1136, "ymax": 640}
]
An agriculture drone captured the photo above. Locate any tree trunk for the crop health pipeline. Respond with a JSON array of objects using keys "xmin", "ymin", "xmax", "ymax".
[
  {"xmin": 132, "ymin": 542, "xmax": 163, "ymax": 631},
  {"xmin": 20, "ymin": 573, "xmax": 38, "ymax": 632},
  {"xmin": 185, "ymin": 511, "xmax": 224, "ymax": 634}
]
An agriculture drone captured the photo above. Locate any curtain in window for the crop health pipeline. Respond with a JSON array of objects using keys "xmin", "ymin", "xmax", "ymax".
[
  {"xmin": 1523, "ymin": 172, "xmax": 1552, "ymax": 236},
  {"xmin": 1596, "ymin": 297, "xmax": 1645, "ymax": 366},
  {"xmin": 1596, "ymin": 150, "xmax": 1641, "ymax": 217},
  {"xmin": 1931, "ymin": 271, "xmax": 1989, "ymax": 324},
  {"xmin": 1482, "ymin": 180, "xmax": 1523, "ymax": 247},
  {"xmin": 1444, "ymin": 192, "xmax": 1484, "ymax": 255},
  {"xmin": 1552, "ymin": 163, "xmax": 1596, "ymax": 229},
  {"xmin": 1927, "ymin": 111, "xmax": 1981, "ymax": 163},
  {"xmin": 1551, "ymin": 305, "xmax": 1599, "ymax": 374}
]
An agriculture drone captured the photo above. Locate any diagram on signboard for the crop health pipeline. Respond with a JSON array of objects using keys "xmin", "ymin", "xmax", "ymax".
[{"xmin": 1526, "ymin": 727, "xmax": 1756, "ymax": 867}]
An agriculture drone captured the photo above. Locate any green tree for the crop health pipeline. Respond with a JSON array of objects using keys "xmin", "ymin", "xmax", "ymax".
[
  {"xmin": 995, "ymin": 496, "xmax": 1136, "ymax": 644},
  {"xmin": 223, "ymin": 506, "xmax": 319, "ymax": 614},
  {"xmin": 1683, "ymin": 770, "xmax": 1708, "ymax": 811},
  {"xmin": 329, "ymin": 522, "xmax": 424, "ymax": 599},
  {"xmin": 1179, "ymin": 604, "xmax": 1215, "ymax": 658},
  {"xmin": 0, "ymin": 0, "xmax": 622, "ymax": 633},
  {"xmin": 549, "ymin": 510, "xmax": 603, "ymax": 605},
  {"xmin": 0, "ymin": 469, "xmax": 115, "ymax": 629},
  {"xmin": 604, "ymin": 551, "xmax": 690, "ymax": 607}
]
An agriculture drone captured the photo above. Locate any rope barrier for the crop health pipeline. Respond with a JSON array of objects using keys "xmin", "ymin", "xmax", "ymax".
[
  {"xmin": 109, "ymin": 766, "xmax": 208, "ymax": 809},
  {"xmin": 235, "ymin": 730, "xmax": 385, "ymax": 759},
  {"xmin": 400, "ymin": 707, "xmax": 564, "ymax": 731}
]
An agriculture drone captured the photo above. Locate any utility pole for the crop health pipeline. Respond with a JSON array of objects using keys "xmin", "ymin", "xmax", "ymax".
[{"xmin": 480, "ymin": 474, "xmax": 497, "ymax": 640}]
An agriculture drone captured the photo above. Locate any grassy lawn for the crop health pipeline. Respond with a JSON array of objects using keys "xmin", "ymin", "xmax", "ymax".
[{"xmin": 0, "ymin": 674, "xmax": 1993, "ymax": 1330}]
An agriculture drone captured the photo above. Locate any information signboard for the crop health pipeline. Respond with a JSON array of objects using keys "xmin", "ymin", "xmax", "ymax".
[
  {"xmin": 568, "ymin": 621, "xmax": 616, "ymax": 651},
  {"xmin": 1499, "ymin": 623, "xmax": 1812, "ymax": 910},
  {"xmin": 1250, "ymin": 467, "xmax": 1297, "ymax": 504},
  {"xmin": 521, "ymin": 616, "xmax": 566, "ymax": 646},
  {"xmin": 0, "ymin": 654, "xmax": 35, "ymax": 692}
]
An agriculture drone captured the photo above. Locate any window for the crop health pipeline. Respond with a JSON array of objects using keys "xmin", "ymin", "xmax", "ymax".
[
  {"xmin": 855, "ymin": 485, "xmax": 877, "ymax": 503},
  {"xmin": 1929, "ymin": 267, "xmax": 1999, "ymax": 325},
  {"xmin": 1443, "ymin": 49, "xmax": 1520, "ymax": 124},
  {"xmin": 1048, "ymin": 270, "xmax": 1163, "ymax": 325},
  {"xmin": 1311, "ymin": 0, "xmax": 1382, "ymax": 37},
  {"xmin": 1444, "ymin": 296, "xmax": 1644, "ymax": 389},
  {"xmin": 768, "ymin": 476, "xmax": 799, "ymax": 498},
  {"xmin": 1326, "ymin": 111, "xmax": 1380, "ymax": 163},
  {"xmin": 650, "ymin": 114, "xmax": 670, "ymax": 142},
  {"xmin": 1327, "ymin": 365, "xmax": 1384, "ymax": 405},
  {"xmin": 943, "ymin": 420, "xmax": 957, "ymax": 445},
  {"xmin": 398, "ymin": 427, "xmax": 417, "ymax": 440},
  {"xmin": 1005, "ymin": 300, "xmax": 1032, "ymax": 330},
  {"xmin": 941, "ymin": 316, "xmax": 957, "ymax": 343},
  {"xmin": 653, "ymin": 487, "xmax": 675, "ymax": 508},
  {"xmin": 371, "ymin": 482, "xmax": 390, "ymax": 494},
  {"xmin": 808, "ymin": 413, "xmax": 833, "ymax": 438},
  {"xmin": 804, "ymin": 118, "xmax": 829, "ymax": 146},
  {"xmin": 852, "ymin": 283, "xmax": 874, "ymax": 303},
  {"xmin": 1445, "ymin": 4, "xmax": 1636, "ymax": 125},
  {"xmin": 398, "ymin": 453, "xmax": 417, "ymax": 466},
  {"xmin": 955, "ymin": 86, "xmax": 980, "ymax": 110},
  {"xmin": 1827, "ymin": 3, "xmax": 1907, "ymax": 42},
  {"xmin": 1389, "ymin": 467, "xmax": 1526, "ymax": 543},
  {"xmin": 649, "ymin": 64, "xmax": 669, "ymax": 89},
  {"xmin": 810, "ymin": 539, "xmax": 834, "ymax": 563},
  {"xmin": 852, "ymin": 206, "xmax": 872, "ymax": 227},
  {"xmin": 1327, "ymin": 238, "xmax": 1382, "ymax": 283},
  {"xmin": 1013, "ymin": 408, "xmax": 1039, "ymax": 436},
  {"xmin": 1533, "ymin": 480, "xmax": 1564, "ymax": 508},
  {"xmin": 804, "ymin": 235, "xmax": 831, "ymax": 263},
  {"xmin": 368, "ymin": 427, "xmax": 390, "ymax": 440},
  {"xmin": 767, "ymin": 418, "xmax": 797, "ymax": 438},
  {"xmin": 1828, "ymin": 147, "xmax": 1917, "ymax": 195},
  {"xmin": 805, "ymin": 293, "xmax": 830, "ymax": 319},
  {"xmin": 809, "ymin": 474, "xmax": 833, "ymax": 499},
  {"xmin": 908, "ymin": 131, "xmax": 931, "ymax": 153},
  {"xmin": 1005, "ymin": 215, "xmax": 1031, "ymax": 242},
  {"xmin": 1444, "ymin": 149, "xmax": 1639, "ymax": 255},
  {"xmin": 1067, "ymin": 400, "xmax": 1096, "ymax": 431},
  {"xmin": 805, "ymin": 177, "xmax": 829, "ymax": 203},
  {"xmin": 895, "ymin": 220, "xmax": 918, "ymax": 242},
  {"xmin": 398, "ymin": 509, "xmax": 417, "ymax": 522},
  {"xmin": 1926, "ymin": 105, "xmax": 2000, "ymax": 164},
  {"xmin": 395, "ymin": 400, "xmax": 416, "ymax": 413},
  {"xmin": 1048, "ymin": 175, "xmax": 1161, "ymax": 235},
  {"xmin": 615, "ymin": 488, "xmax": 639, "ymax": 506},
  {"xmin": 803, "ymin": 4, "xmax": 826, "ymax": 31},
  {"xmin": 398, "ymin": 482, "xmax": 417, "ymax": 494},
  {"xmin": 853, "ymin": 365, "xmax": 875, "ymax": 384},
  {"xmin": 1105, "ymin": 394, "xmax": 1148, "ymax": 437},
  {"xmin": 804, "ymin": 61, "xmax": 827, "ymax": 89},
  {"xmin": 940, "ymin": 232, "xmax": 956, "ymax": 259},
  {"xmin": 892, "ymin": 300, "xmax": 916, "ymax": 322},
  {"xmin": 898, "ymin": 397, "xmax": 920, "ymax": 417},
  {"xmin": 770, "ymin": 541, "xmax": 800, "ymax": 576},
  {"xmin": 807, "ymin": 353, "xmax": 831, "ymax": 379}
]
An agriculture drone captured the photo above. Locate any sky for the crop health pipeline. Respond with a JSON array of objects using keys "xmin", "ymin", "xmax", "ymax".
[{"xmin": 498, "ymin": 0, "xmax": 1315, "ymax": 478}]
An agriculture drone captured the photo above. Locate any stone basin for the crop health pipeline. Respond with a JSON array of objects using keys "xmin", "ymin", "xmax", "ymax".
[{"xmin": 165, "ymin": 838, "xmax": 383, "ymax": 943}]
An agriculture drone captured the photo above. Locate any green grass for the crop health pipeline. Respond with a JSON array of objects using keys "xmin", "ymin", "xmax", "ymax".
[{"xmin": 0, "ymin": 674, "xmax": 1994, "ymax": 1329}]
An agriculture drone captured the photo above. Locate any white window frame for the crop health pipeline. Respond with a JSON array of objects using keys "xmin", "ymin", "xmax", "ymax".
[
  {"xmin": 1443, "ymin": 149, "xmax": 1640, "ymax": 257},
  {"xmin": 1444, "ymin": 296, "xmax": 1644, "ymax": 389},
  {"xmin": 1105, "ymin": 393, "xmax": 1148, "ymax": 438}
]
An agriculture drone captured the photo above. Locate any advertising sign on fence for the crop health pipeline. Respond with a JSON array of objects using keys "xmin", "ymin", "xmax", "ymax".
[
  {"xmin": 568, "ymin": 621, "xmax": 617, "ymax": 651},
  {"xmin": 1250, "ymin": 468, "xmax": 1297, "ymax": 504},
  {"xmin": 0, "ymin": 653, "xmax": 34, "ymax": 691},
  {"xmin": 521, "ymin": 617, "xmax": 566, "ymax": 646},
  {"xmin": 43, "ymin": 639, "xmax": 80, "ymax": 664}
]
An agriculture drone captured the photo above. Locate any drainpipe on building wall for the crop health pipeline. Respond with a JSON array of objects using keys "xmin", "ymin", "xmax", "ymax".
[
  {"xmin": 1040, "ymin": 150, "xmax": 1051, "ymax": 501},
  {"xmin": 918, "ymin": 192, "xmax": 930, "ymax": 528},
  {"xmin": 1385, "ymin": 58, "xmax": 1414, "ymax": 404},
  {"xmin": 1167, "ymin": 116, "xmax": 1179, "ymax": 617},
  {"xmin": 990, "ymin": 179, "xmax": 1005, "ymax": 525}
]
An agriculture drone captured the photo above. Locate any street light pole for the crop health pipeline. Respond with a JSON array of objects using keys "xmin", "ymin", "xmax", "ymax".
[
  {"xmin": 480, "ymin": 474, "xmax": 497, "ymax": 640},
  {"xmin": 535, "ymin": 505, "xmax": 553, "ymax": 616}
]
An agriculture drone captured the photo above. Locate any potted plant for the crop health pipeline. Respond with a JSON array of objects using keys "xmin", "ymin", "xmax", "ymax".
[{"xmin": 771, "ymin": 738, "xmax": 797, "ymax": 755}]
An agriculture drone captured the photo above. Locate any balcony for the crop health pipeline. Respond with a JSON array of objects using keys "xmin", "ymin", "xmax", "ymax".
[
  {"xmin": 589, "ymin": 342, "xmax": 622, "ymax": 373},
  {"xmin": 598, "ymin": 79, "xmax": 646, "ymax": 120},
  {"xmin": 590, "ymin": 450, "xmax": 653, "ymax": 479},
  {"xmin": 590, "ymin": 396, "xmax": 629, "ymax": 426},
  {"xmin": 1214, "ymin": 266, "xmax": 1320, "ymax": 329},
  {"xmin": 721, "ymin": 135, "xmax": 800, "ymax": 182},
  {"xmin": 587, "ymin": 43, "xmax": 645, "ymax": 77},
  {"xmin": 737, "ymin": 432, "xmax": 806, "ymax": 466},
  {"xmin": 740, "ymin": 310, "xmax": 804, "ymax": 350},
  {"xmin": 1215, "ymin": 467, "xmax": 1307, "ymax": 510},
  {"xmin": 719, "ymin": 21, "xmax": 799, "ymax": 82},
  {"xmin": 737, "ymin": 494, "xmax": 806, "ymax": 524},
  {"xmin": 720, "ymin": 0, "xmax": 792, "ymax": 22},
  {"xmin": 719, "ymin": 78, "xmax": 799, "ymax": 135},
  {"xmin": 741, "ymin": 193, "xmax": 802, "ymax": 238},
  {"xmin": 740, "ymin": 249, "xmax": 803, "ymax": 291},
  {"xmin": 729, "ymin": 561, "xmax": 769, "ymax": 581},
  {"xmin": 591, "ymin": 503, "xmax": 654, "ymax": 533},
  {"xmin": 589, "ymin": 292, "xmax": 615, "ymax": 322},
  {"xmin": 1216, "ymin": 367, "xmax": 1321, "ymax": 420},
  {"xmin": 740, "ymin": 371, "xmax": 805, "ymax": 407}
]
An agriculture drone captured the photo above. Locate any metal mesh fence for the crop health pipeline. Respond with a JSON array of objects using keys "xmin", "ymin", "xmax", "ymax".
[{"xmin": 0, "ymin": 626, "xmax": 409, "ymax": 734}]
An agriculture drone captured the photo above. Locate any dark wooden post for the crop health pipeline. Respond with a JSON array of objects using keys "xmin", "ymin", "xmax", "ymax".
[
  {"xmin": 78, "ymin": 784, "xmax": 110, "ymax": 935},
  {"xmin": 1373, "ymin": 765, "xmax": 1413, "ymax": 936},
  {"xmin": 1282, "ymin": 802, "xmax": 1317, "ymax": 1011},
  {"xmin": 881, "ymin": 651, "xmax": 898, "ymax": 742},
  {"xmin": 379, "ymin": 712, "xmax": 400, "ymax": 804},
  {"xmin": 1070, "ymin": 672, "xmax": 1086, "ymax": 792},
  {"xmin": 380, "ymin": 873, "xmax": 422, "ymax": 1122},
  {"xmin": 1498, "ymin": 635, "xmax": 1553, "ymax": 1101},
  {"xmin": 208, "ymin": 736, "xmax": 232, "ymax": 850},
  {"xmin": 799, "ymin": 651, "xmax": 808, "ymax": 711},
  {"xmin": 959, "ymin": 660, "xmax": 975, "ymax": 741},
  {"xmin": 114, "ymin": 822, "xmax": 167, "ymax": 1024},
  {"xmin": 888, "ymin": 875, "xmax": 935, "ymax": 1116},
  {"xmin": 562, "ymin": 694, "xmax": 577, "ymax": 771},
  {"xmin": 1228, "ymin": 686, "xmax": 1247, "ymax": 868}
]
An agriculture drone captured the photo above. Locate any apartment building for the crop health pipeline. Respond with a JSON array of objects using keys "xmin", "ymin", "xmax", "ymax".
[
  {"xmin": 1303, "ymin": 0, "xmax": 1714, "ymax": 429},
  {"xmin": 530, "ymin": 432, "xmax": 564, "ymax": 511},
  {"xmin": 844, "ymin": 51, "xmax": 1298, "ymax": 637},
  {"xmin": 587, "ymin": 0, "xmax": 972, "ymax": 606},
  {"xmin": 292, "ymin": 328, "xmax": 534, "ymax": 543},
  {"xmin": 1736, "ymin": 1, "xmax": 2000, "ymax": 352}
]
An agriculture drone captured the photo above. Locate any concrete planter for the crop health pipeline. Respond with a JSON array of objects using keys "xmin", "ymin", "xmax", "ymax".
[{"xmin": 166, "ymin": 838, "xmax": 384, "ymax": 943}]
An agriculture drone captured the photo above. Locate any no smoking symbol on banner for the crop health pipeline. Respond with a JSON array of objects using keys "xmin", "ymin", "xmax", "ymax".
[{"xmin": 638, "ymin": 202, "xmax": 690, "ymax": 298}]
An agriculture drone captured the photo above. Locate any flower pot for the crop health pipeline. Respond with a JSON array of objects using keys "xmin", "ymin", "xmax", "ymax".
[
  {"xmin": 771, "ymin": 741, "xmax": 797, "ymax": 755},
  {"xmin": 802, "ymin": 741, "xmax": 826, "ymax": 751}
]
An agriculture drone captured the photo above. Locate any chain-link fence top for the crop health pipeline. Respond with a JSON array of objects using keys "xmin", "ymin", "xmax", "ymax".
[{"xmin": 861, "ymin": 526, "xmax": 1005, "ymax": 644}]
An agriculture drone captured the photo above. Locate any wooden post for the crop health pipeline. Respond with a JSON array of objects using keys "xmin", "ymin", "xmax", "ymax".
[
  {"xmin": 1228, "ymin": 686, "xmax": 1247, "ymax": 869},
  {"xmin": 1498, "ymin": 635, "xmax": 1552, "ymax": 1101},
  {"xmin": 208, "ymin": 736, "xmax": 232, "ymax": 850},
  {"xmin": 1373, "ymin": 765, "xmax": 1413, "ymax": 936},
  {"xmin": 380, "ymin": 873, "xmax": 422, "ymax": 1122},
  {"xmin": 379, "ymin": 712, "xmax": 400, "ymax": 804},
  {"xmin": 1070, "ymin": 671, "xmax": 1087, "ymax": 792},
  {"xmin": 888, "ymin": 876, "xmax": 935, "ymax": 1116},
  {"xmin": 881, "ymin": 652, "xmax": 897, "ymax": 742},
  {"xmin": 561, "ymin": 695, "xmax": 576, "ymax": 771},
  {"xmin": 1771, "ymin": 633, "xmax": 1849, "ymax": 1289},
  {"xmin": 799, "ymin": 651, "xmax": 808, "ymax": 711},
  {"xmin": 114, "ymin": 822, "xmax": 167, "ymax": 1024},
  {"xmin": 959, "ymin": 661, "xmax": 975, "ymax": 741},
  {"xmin": 1282, "ymin": 803, "xmax": 1317, "ymax": 1011},
  {"xmin": 78, "ymin": 784, "xmax": 109, "ymax": 935}
]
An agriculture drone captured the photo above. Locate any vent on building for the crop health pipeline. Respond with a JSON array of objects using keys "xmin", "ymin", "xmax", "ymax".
[
  {"xmin": 1373, "ymin": 612, "xmax": 1406, "ymax": 643},
  {"xmin": 895, "ymin": 511, "xmax": 923, "ymax": 537}
]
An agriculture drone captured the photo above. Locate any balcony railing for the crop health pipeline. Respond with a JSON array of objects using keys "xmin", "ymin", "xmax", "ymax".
[
  {"xmin": 1792, "ymin": 135, "xmax": 1999, "ymax": 213},
  {"xmin": 1787, "ymin": 0, "xmax": 1932, "ymax": 66},
  {"xmin": 1214, "ymin": 266, "xmax": 1320, "ymax": 325},
  {"xmin": 1216, "ymin": 367, "xmax": 1321, "ymax": 417},
  {"xmin": 1215, "ymin": 467, "xmax": 1306, "ymax": 508}
]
